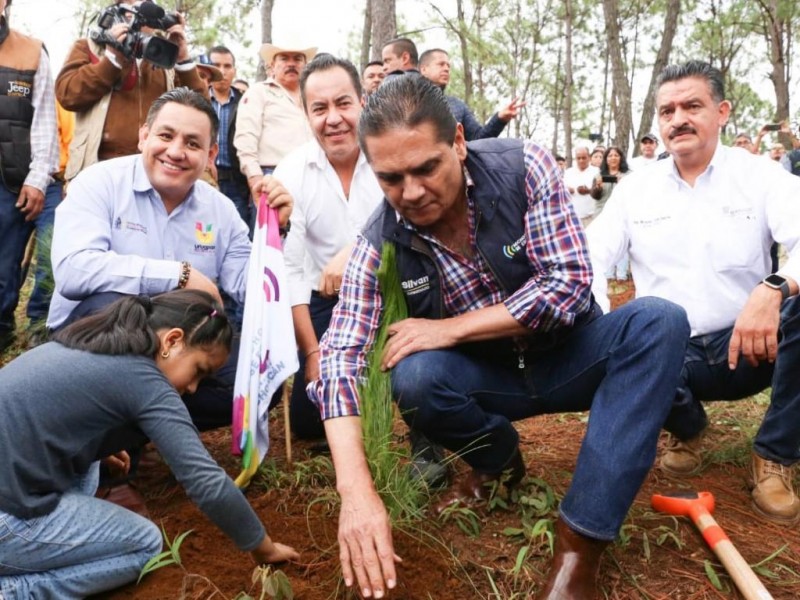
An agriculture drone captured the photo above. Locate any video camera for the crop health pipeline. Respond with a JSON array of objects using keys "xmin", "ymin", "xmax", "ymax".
[{"xmin": 90, "ymin": 1, "xmax": 180, "ymax": 69}]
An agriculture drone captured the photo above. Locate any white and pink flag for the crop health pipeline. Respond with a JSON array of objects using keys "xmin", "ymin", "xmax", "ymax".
[{"xmin": 232, "ymin": 194, "xmax": 298, "ymax": 488}]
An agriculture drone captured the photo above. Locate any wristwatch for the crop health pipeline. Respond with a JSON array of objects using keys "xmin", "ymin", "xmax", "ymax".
[{"xmin": 761, "ymin": 273, "xmax": 790, "ymax": 300}]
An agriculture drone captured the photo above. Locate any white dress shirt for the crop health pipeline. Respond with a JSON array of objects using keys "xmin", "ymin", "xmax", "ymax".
[
  {"xmin": 587, "ymin": 144, "xmax": 800, "ymax": 336},
  {"xmin": 274, "ymin": 140, "xmax": 384, "ymax": 307},
  {"xmin": 563, "ymin": 165, "xmax": 598, "ymax": 218},
  {"xmin": 628, "ymin": 155, "xmax": 657, "ymax": 170},
  {"xmin": 48, "ymin": 155, "xmax": 251, "ymax": 328}
]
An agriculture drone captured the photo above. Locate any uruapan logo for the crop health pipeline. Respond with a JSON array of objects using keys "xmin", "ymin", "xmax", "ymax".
[
  {"xmin": 7, "ymin": 80, "xmax": 31, "ymax": 98},
  {"xmin": 195, "ymin": 222, "xmax": 215, "ymax": 244},
  {"xmin": 401, "ymin": 275, "xmax": 430, "ymax": 295},
  {"xmin": 502, "ymin": 234, "xmax": 526, "ymax": 259}
]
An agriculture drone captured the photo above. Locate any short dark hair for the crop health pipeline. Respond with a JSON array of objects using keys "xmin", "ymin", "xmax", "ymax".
[
  {"xmin": 146, "ymin": 87, "xmax": 219, "ymax": 142},
  {"xmin": 207, "ymin": 45, "xmax": 235, "ymax": 65},
  {"xmin": 300, "ymin": 54, "xmax": 363, "ymax": 110},
  {"xmin": 555, "ymin": 154, "xmax": 566, "ymax": 162},
  {"xmin": 656, "ymin": 60, "xmax": 725, "ymax": 104},
  {"xmin": 383, "ymin": 38, "xmax": 419, "ymax": 67},
  {"xmin": 362, "ymin": 60, "xmax": 383, "ymax": 76},
  {"xmin": 358, "ymin": 75, "xmax": 456, "ymax": 159},
  {"xmin": 54, "ymin": 290, "xmax": 233, "ymax": 358},
  {"xmin": 419, "ymin": 48, "xmax": 448, "ymax": 69}
]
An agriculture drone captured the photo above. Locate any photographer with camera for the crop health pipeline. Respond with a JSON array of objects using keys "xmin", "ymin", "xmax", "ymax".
[{"xmin": 56, "ymin": 0, "xmax": 206, "ymax": 181}]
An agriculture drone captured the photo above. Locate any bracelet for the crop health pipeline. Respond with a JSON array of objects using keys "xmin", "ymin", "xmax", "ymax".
[
  {"xmin": 305, "ymin": 348, "xmax": 320, "ymax": 358},
  {"xmin": 177, "ymin": 261, "xmax": 191, "ymax": 289}
]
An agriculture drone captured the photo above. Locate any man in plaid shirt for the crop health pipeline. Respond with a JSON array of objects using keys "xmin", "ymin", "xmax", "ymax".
[{"xmin": 308, "ymin": 76, "xmax": 690, "ymax": 599}]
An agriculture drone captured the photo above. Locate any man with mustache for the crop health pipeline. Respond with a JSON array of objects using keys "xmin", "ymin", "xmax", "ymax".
[
  {"xmin": 588, "ymin": 60, "xmax": 800, "ymax": 525},
  {"xmin": 234, "ymin": 41, "xmax": 316, "ymax": 211}
]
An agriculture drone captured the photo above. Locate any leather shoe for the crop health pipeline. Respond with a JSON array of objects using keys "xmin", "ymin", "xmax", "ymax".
[
  {"xmin": 434, "ymin": 449, "xmax": 525, "ymax": 515},
  {"xmin": 659, "ymin": 431, "xmax": 705, "ymax": 476},
  {"xmin": 749, "ymin": 452, "xmax": 800, "ymax": 525},
  {"xmin": 96, "ymin": 482, "xmax": 150, "ymax": 518},
  {"xmin": 536, "ymin": 518, "xmax": 609, "ymax": 599}
]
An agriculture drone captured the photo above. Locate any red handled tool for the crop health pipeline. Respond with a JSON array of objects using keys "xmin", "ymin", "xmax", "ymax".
[{"xmin": 651, "ymin": 491, "xmax": 773, "ymax": 600}]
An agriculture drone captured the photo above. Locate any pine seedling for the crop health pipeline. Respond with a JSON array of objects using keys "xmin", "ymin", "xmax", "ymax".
[{"xmin": 358, "ymin": 241, "xmax": 426, "ymax": 523}]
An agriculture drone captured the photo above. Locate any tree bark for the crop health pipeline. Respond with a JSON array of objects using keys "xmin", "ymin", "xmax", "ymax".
[
  {"xmin": 361, "ymin": 0, "xmax": 372, "ymax": 70},
  {"xmin": 635, "ymin": 0, "xmax": 681, "ymax": 154},
  {"xmin": 759, "ymin": 0, "xmax": 792, "ymax": 121},
  {"xmin": 562, "ymin": 0, "xmax": 574, "ymax": 166},
  {"xmin": 456, "ymin": 0, "xmax": 473, "ymax": 105},
  {"xmin": 257, "ymin": 0, "xmax": 274, "ymax": 82},
  {"xmin": 370, "ymin": 0, "xmax": 397, "ymax": 63},
  {"xmin": 601, "ymin": 0, "xmax": 633, "ymax": 154}
]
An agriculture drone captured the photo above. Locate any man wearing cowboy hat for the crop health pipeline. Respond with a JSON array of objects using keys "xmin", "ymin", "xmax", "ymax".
[{"xmin": 234, "ymin": 41, "xmax": 316, "ymax": 209}]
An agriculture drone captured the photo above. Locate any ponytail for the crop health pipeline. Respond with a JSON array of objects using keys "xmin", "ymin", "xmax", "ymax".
[{"xmin": 53, "ymin": 290, "xmax": 233, "ymax": 357}]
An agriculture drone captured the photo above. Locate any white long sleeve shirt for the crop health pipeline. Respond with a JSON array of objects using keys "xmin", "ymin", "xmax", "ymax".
[
  {"xmin": 587, "ymin": 144, "xmax": 800, "ymax": 336},
  {"xmin": 563, "ymin": 165, "xmax": 598, "ymax": 218},
  {"xmin": 28, "ymin": 48, "xmax": 59, "ymax": 191},
  {"xmin": 274, "ymin": 140, "xmax": 384, "ymax": 307}
]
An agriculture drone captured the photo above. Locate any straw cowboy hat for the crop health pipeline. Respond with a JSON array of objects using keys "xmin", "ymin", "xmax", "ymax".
[{"xmin": 259, "ymin": 43, "xmax": 317, "ymax": 65}]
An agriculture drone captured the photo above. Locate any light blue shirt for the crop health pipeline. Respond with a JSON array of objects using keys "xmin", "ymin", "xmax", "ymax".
[{"xmin": 48, "ymin": 155, "xmax": 251, "ymax": 328}]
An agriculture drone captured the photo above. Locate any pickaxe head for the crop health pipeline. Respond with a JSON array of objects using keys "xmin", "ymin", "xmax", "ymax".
[{"xmin": 652, "ymin": 490, "xmax": 715, "ymax": 517}]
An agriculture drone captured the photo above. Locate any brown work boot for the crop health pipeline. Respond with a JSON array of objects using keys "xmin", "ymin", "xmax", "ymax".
[
  {"xmin": 659, "ymin": 431, "xmax": 704, "ymax": 476},
  {"xmin": 749, "ymin": 452, "xmax": 800, "ymax": 525},
  {"xmin": 536, "ymin": 518, "xmax": 609, "ymax": 600}
]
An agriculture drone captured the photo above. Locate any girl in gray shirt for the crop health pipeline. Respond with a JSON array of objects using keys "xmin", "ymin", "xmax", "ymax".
[{"xmin": 0, "ymin": 290, "xmax": 299, "ymax": 599}]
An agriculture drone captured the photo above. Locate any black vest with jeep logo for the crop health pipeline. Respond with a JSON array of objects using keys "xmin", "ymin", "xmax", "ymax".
[
  {"xmin": 0, "ymin": 20, "xmax": 42, "ymax": 193},
  {"xmin": 362, "ymin": 138, "xmax": 596, "ymax": 364}
]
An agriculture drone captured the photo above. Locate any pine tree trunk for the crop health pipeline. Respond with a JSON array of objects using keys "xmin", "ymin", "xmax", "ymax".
[{"xmin": 370, "ymin": 0, "xmax": 397, "ymax": 63}]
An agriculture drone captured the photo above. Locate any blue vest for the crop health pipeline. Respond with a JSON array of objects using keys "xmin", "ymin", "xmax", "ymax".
[{"xmin": 362, "ymin": 138, "xmax": 596, "ymax": 363}]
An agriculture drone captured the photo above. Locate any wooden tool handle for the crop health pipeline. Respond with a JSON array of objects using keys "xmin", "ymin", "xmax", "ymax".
[{"xmin": 693, "ymin": 511, "xmax": 774, "ymax": 600}]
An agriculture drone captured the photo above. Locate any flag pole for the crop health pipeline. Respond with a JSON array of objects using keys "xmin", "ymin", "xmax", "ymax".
[{"xmin": 282, "ymin": 383, "xmax": 292, "ymax": 465}]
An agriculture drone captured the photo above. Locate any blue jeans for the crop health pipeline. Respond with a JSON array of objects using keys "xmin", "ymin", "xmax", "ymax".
[
  {"xmin": 218, "ymin": 176, "xmax": 252, "ymax": 238},
  {"xmin": 218, "ymin": 175, "xmax": 250, "ymax": 329},
  {"xmin": 0, "ymin": 184, "xmax": 35, "ymax": 335},
  {"xmin": 0, "ymin": 463, "xmax": 162, "ymax": 599},
  {"xmin": 290, "ymin": 292, "xmax": 337, "ymax": 440},
  {"xmin": 27, "ymin": 181, "xmax": 63, "ymax": 323},
  {"xmin": 391, "ymin": 297, "xmax": 689, "ymax": 540},
  {"xmin": 664, "ymin": 295, "xmax": 800, "ymax": 464}
]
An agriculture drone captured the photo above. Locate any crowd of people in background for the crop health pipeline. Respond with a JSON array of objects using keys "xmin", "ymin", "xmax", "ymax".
[{"xmin": 2, "ymin": 0, "xmax": 800, "ymax": 599}]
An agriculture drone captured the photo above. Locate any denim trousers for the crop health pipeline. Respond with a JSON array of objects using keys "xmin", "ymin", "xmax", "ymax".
[
  {"xmin": 26, "ymin": 181, "xmax": 63, "ymax": 323},
  {"xmin": 391, "ymin": 297, "xmax": 690, "ymax": 540},
  {"xmin": 0, "ymin": 463, "xmax": 162, "ymax": 599},
  {"xmin": 664, "ymin": 295, "xmax": 800, "ymax": 464},
  {"xmin": 0, "ymin": 184, "xmax": 35, "ymax": 335},
  {"xmin": 218, "ymin": 177, "xmax": 252, "ymax": 239},
  {"xmin": 290, "ymin": 292, "xmax": 338, "ymax": 440}
]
